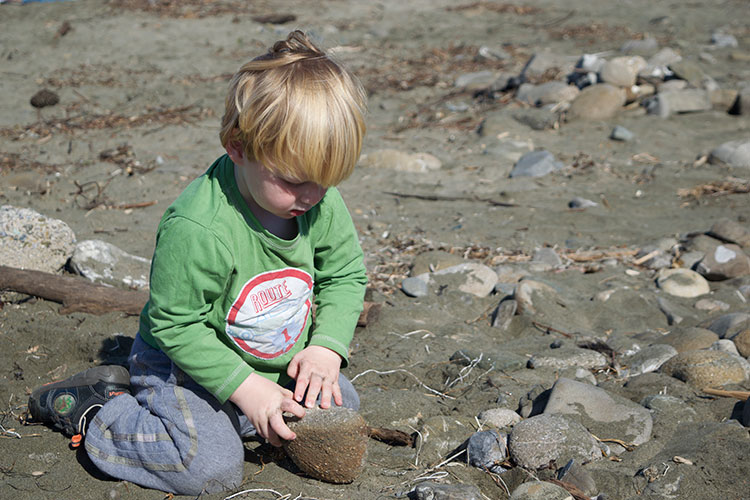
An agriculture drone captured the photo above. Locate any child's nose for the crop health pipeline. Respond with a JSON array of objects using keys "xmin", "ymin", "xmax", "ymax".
[{"xmin": 300, "ymin": 184, "xmax": 326, "ymax": 205}]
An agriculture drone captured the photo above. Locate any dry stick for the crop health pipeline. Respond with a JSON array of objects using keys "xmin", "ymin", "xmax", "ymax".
[
  {"xmin": 0, "ymin": 265, "xmax": 148, "ymax": 315},
  {"xmin": 383, "ymin": 191, "xmax": 519, "ymax": 207},
  {"xmin": 702, "ymin": 388, "xmax": 750, "ymax": 401}
]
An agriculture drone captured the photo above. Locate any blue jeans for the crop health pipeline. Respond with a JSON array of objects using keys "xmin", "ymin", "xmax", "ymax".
[{"xmin": 85, "ymin": 334, "xmax": 360, "ymax": 495}]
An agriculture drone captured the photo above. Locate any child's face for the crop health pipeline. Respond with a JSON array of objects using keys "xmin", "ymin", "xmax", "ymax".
[{"xmin": 234, "ymin": 155, "xmax": 327, "ymax": 220}]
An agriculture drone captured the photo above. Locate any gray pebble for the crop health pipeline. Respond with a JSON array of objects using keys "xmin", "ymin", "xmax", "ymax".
[
  {"xmin": 466, "ymin": 430, "xmax": 508, "ymax": 473},
  {"xmin": 711, "ymin": 32, "xmax": 738, "ymax": 48},
  {"xmin": 401, "ymin": 274, "xmax": 429, "ymax": 297},
  {"xmin": 509, "ymin": 150, "xmax": 564, "ymax": 178},
  {"xmin": 610, "ymin": 125, "xmax": 635, "ymax": 141},
  {"xmin": 568, "ymin": 196, "xmax": 598, "ymax": 209}
]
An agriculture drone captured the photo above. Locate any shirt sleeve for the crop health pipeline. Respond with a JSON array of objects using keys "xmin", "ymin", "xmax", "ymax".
[
  {"xmin": 145, "ymin": 216, "xmax": 253, "ymax": 403},
  {"xmin": 309, "ymin": 189, "xmax": 367, "ymax": 366}
]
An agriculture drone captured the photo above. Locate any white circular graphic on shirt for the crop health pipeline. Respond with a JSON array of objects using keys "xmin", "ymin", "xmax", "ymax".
[{"xmin": 225, "ymin": 268, "xmax": 313, "ymax": 359}]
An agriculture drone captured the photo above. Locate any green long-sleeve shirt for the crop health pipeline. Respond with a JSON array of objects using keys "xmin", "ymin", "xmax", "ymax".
[{"xmin": 138, "ymin": 155, "xmax": 367, "ymax": 403}]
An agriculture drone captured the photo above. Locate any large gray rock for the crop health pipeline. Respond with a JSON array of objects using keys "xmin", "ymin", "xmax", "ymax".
[
  {"xmin": 695, "ymin": 243, "xmax": 750, "ymax": 280},
  {"xmin": 69, "ymin": 239, "xmax": 151, "ymax": 290},
  {"xmin": 509, "ymin": 150, "xmax": 564, "ymax": 178},
  {"xmin": 707, "ymin": 218, "xmax": 750, "ymax": 248},
  {"xmin": 600, "ymin": 56, "xmax": 646, "ymax": 87},
  {"xmin": 660, "ymin": 327, "xmax": 719, "ymax": 353},
  {"xmin": 567, "ymin": 84, "xmax": 626, "ymax": 120},
  {"xmin": 508, "ymin": 413, "xmax": 602, "ymax": 470},
  {"xmin": 0, "ymin": 205, "xmax": 76, "ymax": 274},
  {"xmin": 544, "ymin": 378, "xmax": 653, "ymax": 448},
  {"xmin": 704, "ymin": 313, "xmax": 750, "ymax": 338},
  {"xmin": 516, "ymin": 81, "xmax": 579, "ymax": 106},
  {"xmin": 708, "ymin": 140, "xmax": 750, "ymax": 168},
  {"xmin": 661, "ymin": 350, "xmax": 748, "ymax": 388}
]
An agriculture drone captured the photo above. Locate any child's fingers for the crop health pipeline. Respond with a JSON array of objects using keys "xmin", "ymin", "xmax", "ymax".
[
  {"xmin": 304, "ymin": 375, "xmax": 323, "ymax": 408},
  {"xmin": 286, "ymin": 356, "xmax": 300, "ymax": 379},
  {"xmin": 293, "ymin": 370, "xmax": 310, "ymax": 403},
  {"xmin": 269, "ymin": 412, "xmax": 295, "ymax": 444},
  {"xmin": 281, "ymin": 397, "xmax": 306, "ymax": 419},
  {"xmin": 332, "ymin": 379, "xmax": 344, "ymax": 406},
  {"xmin": 318, "ymin": 381, "xmax": 333, "ymax": 409}
]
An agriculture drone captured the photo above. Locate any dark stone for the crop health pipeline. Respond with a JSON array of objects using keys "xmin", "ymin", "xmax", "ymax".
[{"xmin": 30, "ymin": 89, "xmax": 59, "ymax": 108}]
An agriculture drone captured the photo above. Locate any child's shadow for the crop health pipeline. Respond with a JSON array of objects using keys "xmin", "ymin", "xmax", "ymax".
[{"xmin": 97, "ymin": 334, "xmax": 134, "ymax": 366}]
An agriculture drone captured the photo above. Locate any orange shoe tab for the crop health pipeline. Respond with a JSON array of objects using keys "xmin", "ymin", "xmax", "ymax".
[{"xmin": 70, "ymin": 434, "xmax": 82, "ymax": 448}]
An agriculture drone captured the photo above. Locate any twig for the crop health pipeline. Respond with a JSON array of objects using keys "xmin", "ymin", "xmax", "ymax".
[
  {"xmin": 702, "ymin": 388, "xmax": 750, "ymax": 400},
  {"xmin": 531, "ymin": 321, "xmax": 573, "ymax": 338},
  {"xmin": 350, "ymin": 369, "xmax": 454, "ymax": 399}
]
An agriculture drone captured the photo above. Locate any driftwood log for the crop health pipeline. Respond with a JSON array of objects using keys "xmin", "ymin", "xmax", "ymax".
[{"xmin": 0, "ymin": 265, "xmax": 381, "ymax": 326}]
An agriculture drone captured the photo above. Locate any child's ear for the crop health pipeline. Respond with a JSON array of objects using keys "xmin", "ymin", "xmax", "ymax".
[{"xmin": 225, "ymin": 140, "xmax": 245, "ymax": 163}]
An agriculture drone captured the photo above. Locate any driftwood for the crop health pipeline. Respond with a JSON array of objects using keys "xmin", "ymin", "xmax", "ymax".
[
  {"xmin": 367, "ymin": 426, "xmax": 413, "ymax": 447},
  {"xmin": 703, "ymin": 388, "xmax": 750, "ymax": 401},
  {"xmin": 0, "ymin": 265, "xmax": 381, "ymax": 326},
  {"xmin": 0, "ymin": 265, "xmax": 148, "ymax": 315}
]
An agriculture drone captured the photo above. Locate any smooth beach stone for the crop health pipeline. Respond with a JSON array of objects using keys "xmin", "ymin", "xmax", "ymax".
[
  {"xmin": 703, "ymin": 312, "xmax": 750, "ymax": 338},
  {"xmin": 710, "ymin": 339, "xmax": 740, "ymax": 356},
  {"xmin": 509, "ymin": 481, "xmax": 572, "ymax": 500},
  {"xmin": 568, "ymin": 196, "xmax": 598, "ymax": 208},
  {"xmin": 528, "ymin": 347, "xmax": 608, "ymax": 370},
  {"xmin": 401, "ymin": 274, "xmax": 430, "ymax": 298},
  {"xmin": 567, "ymin": 83, "xmax": 626, "ymax": 120},
  {"xmin": 660, "ymin": 350, "xmax": 748, "ymax": 388},
  {"xmin": 558, "ymin": 459, "xmax": 598, "ymax": 497},
  {"xmin": 477, "ymin": 408, "xmax": 523, "ymax": 429},
  {"xmin": 695, "ymin": 243, "xmax": 750, "ymax": 280},
  {"xmin": 466, "ymin": 430, "xmax": 508, "ymax": 473},
  {"xmin": 709, "ymin": 88, "xmax": 739, "ymax": 112},
  {"xmin": 625, "ymin": 344, "xmax": 678, "ymax": 376},
  {"xmin": 283, "ymin": 407, "xmax": 368, "ymax": 484},
  {"xmin": 491, "ymin": 298, "xmax": 517, "ymax": 330},
  {"xmin": 694, "ymin": 298, "xmax": 730, "ymax": 313},
  {"xmin": 610, "ymin": 125, "xmax": 635, "ymax": 141},
  {"xmin": 660, "ymin": 327, "xmax": 719, "ymax": 353},
  {"xmin": 0, "ymin": 205, "xmax": 76, "ymax": 274},
  {"xmin": 358, "ymin": 149, "xmax": 441, "ymax": 172},
  {"xmin": 516, "ymin": 81, "xmax": 579, "ymax": 106},
  {"xmin": 656, "ymin": 268, "xmax": 710, "ymax": 297},
  {"xmin": 646, "ymin": 89, "xmax": 711, "ymax": 117},
  {"xmin": 414, "ymin": 481, "xmax": 482, "ymax": 500},
  {"xmin": 668, "ymin": 60, "xmax": 706, "ymax": 86},
  {"xmin": 543, "ymin": 378, "xmax": 653, "ymax": 448},
  {"xmin": 509, "ymin": 150, "xmax": 564, "ymax": 178},
  {"xmin": 712, "ymin": 32, "xmax": 738, "ymax": 48},
  {"xmin": 600, "ymin": 56, "xmax": 646, "ymax": 87},
  {"xmin": 69, "ymin": 239, "xmax": 151, "ymax": 290},
  {"xmin": 708, "ymin": 140, "xmax": 750, "ymax": 168},
  {"xmin": 513, "ymin": 108, "xmax": 560, "ymax": 131},
  {"xmin": 731, "ymin": 328, "xmax": 750, "ymax": 357},
  {"xmin": 432, "ymin": 262, "xmax": 498, "ymax": 297},
  {"xmin": 707, "ymin": 218, "xmax": 750, "ymax": 248},
  {"xmin": 508, "ymin": 414, "xmax": 601, "ymax": 470}
]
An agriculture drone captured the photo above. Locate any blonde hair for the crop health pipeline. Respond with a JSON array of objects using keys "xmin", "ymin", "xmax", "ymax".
[{"xmin": 220, "ymin": 31, "xmax": 367, "ymax": 187}]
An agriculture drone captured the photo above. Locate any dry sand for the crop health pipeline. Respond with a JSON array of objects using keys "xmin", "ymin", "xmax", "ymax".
[{"xmin": 1, "ymin": 0, "xmax": 749, "ymax": 499}]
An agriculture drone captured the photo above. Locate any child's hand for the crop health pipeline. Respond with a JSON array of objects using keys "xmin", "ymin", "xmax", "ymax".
[
  {"xmin": 287, "ymin": 346, "xmax": 343, "ymax": 409},
  {"xmin": 229, "ymin": 373, "xmax": 305, "ymax": 447}
]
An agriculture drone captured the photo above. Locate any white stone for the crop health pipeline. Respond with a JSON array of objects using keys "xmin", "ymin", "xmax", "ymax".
[{"xmin": 656, "ymin": 268, "xmax": 710, "ymax": 298}]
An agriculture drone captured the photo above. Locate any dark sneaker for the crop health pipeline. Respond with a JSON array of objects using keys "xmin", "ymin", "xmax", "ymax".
[{"xmin": 28, "ymin": 365, "xmax": 130, "ymax": 439}]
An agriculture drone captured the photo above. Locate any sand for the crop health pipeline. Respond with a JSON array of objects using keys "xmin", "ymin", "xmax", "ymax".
[{"xmin": 1, "ymin": 0, "xmax": 749, "ymax": 498}]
